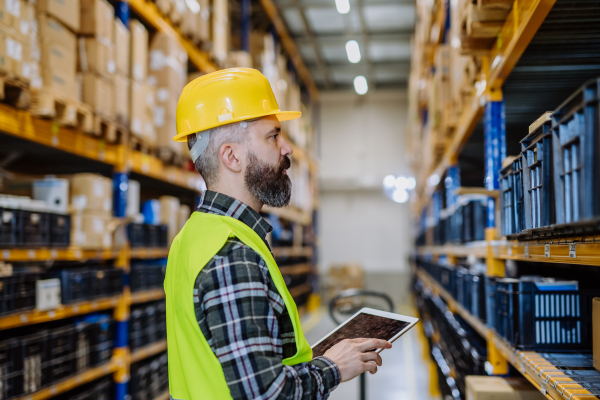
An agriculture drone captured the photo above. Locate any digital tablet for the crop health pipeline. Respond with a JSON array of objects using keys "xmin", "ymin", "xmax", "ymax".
[{"xmin": 311, "ymin": 308, "xmax": 419, "ymax": 357}]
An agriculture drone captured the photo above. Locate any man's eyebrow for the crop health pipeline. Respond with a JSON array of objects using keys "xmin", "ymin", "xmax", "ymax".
[{"xmin": 265, "ymin": 127, "xmax": 281, "ymax": 136}]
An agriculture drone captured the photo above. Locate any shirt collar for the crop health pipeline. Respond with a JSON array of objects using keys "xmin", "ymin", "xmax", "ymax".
[{"xmin": 197, "ymin": 190, "xmax": 273, "ymax": 239}]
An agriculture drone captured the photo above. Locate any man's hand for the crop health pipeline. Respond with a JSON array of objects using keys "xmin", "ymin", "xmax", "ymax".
[{"xmin": 323, "ymin": 338, "xmax": 392, "ymax": 382}]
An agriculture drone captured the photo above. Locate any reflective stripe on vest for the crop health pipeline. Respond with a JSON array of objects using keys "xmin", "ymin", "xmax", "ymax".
[{"xmin": 164, "ymin": 212, "xmax": 313, "ymax": 400}]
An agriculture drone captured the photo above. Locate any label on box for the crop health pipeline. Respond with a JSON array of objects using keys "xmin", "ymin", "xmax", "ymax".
[
  {"xmin": 36, "ymin": 279, "xmax": 61, "ymax": 311},
  {"xmin": 103, "ymin": 198, "xmax": 111, "ymax": 212},
  {"xmin": 545, "ymin": 244, "xmax": 550, "ymax": 258},
  {"xmin": 2, "ymin": 211, "xmax": 13, "ymax": 223},
  {"xmin": 132, "ymin": 118, "xmax": 142, "ymax": 135},
  {"xmin": 149, "ymin": 50, "xmax": 166, "ymax": 71},
  {"xmin": 20, "ymin": 20, "xmax": 29, "ymax": 36},
  {"xmin": 133, "ymin": 64, "xmax": 143, "ymax": 81},
  {"xmin": 22, "ymin": 62, "xmax": 31, "ymax": 79},
  {"xmin": 6, "ymin": 0, "xmax": 20, "ymax": 17},
  {"xmin": 93, "ymin": 217, "xmax": 104, "ymax": 233},
  {"xmin": 107, "ymin": 60, "xmax": 116, "ymax": 74},
  {"xmin": 72, "ymin": 194, "xmax": 87, "ymax": 210},
  {"xmin": 6, "ymin": 37, "xmax": 22, "ymax": 62},
  {"xmin": 154, "ymin": 106, "xmax": 165, "ymax": 127},
  {"xmin": 569, "ymin": 243, "xmax": 576, "ymax": 258},
  {"xmin": 524, "ymin": 245, "xmax": 529, "ymax": 258},
  {"xmin": 103, "ymin": 233, "xmax": 111, "ymax": 248},
  {"xmin": 157, "ymin": 88, "xmax": 169, "ymax": 103},
  {"xmin": 93, "ymin": 180, "xmax": 104, "ymax": 197}
]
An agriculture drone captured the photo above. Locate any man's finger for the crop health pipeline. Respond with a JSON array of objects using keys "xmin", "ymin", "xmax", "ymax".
[
  {"xmin": 358, "ymin": 339, "xmax": 391, "ymax": 352},
  {"xmin": 363, "ymin": 362, "xmax": 377, "ymax": 374},
  {"xmin": 360, "ymin": 352, "xmax": 383, "ymax": 366}
]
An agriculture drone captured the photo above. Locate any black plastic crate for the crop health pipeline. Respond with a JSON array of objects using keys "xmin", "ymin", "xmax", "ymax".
[
  {"xmin": 128, "ymin": 223, "xmax": 145, "ymax": 248},
  {"xmin": 129, "ymin": 308, "xmax": 146, "ymax": 350},
  {"xmin": 21, "ymin": 331, "xmax": 48, "ymax": 395},
  {"xmin": 47, "ymin": 325, "xmax": 77, "ymax": 383},
  {"xmin": 439, "ymin": 265, "xmax": 456, "ymax": 299},
  {"xmin": 130, "ymin": 263, "xmax": 166, "ymax": 292},
  {"xmin": 551, "ymin": 78, "xmax": 600, "ymax": 227},
  {"xmin": 145, "ymin": 225, "xmax": 160, "ymax": 247},
  {"xmin": 56, "ymin": 269, "xmax": 94, "ymax": 304},
  {"xmin": 156, "ymin": 301, "xmax": 166, "ymax": 340},
  {"xmin": 485, "ymin": 277, "xmax": 497, "ymax": 331},
  {"xmin": 21, "ymin": 210, "xmax": 51, "ymax": 247},
  {"xmin": 515, "ymin": 281, "xmax": 599, "ymax": 351},
  {"xmin": 445, "ymin": 206, "xmax": 464, "ymax": 244},
  {"xmin": 495, "ymin": 278, "xmax": 520, "ymax": 344},
  {"xmin": 0, "ymin": 338, "xmax": 21, "ymax": 399},
  {"xmin": 74, "ymin": 321, "xmax": 90, "ymax": 372},
  {"xmin": 455, "ymin": 268, "xmax": 471, "ymax": 311},
  {"xmin": 522, "ymin": 112, "xmax": 554, "ymax": 231},
  {"xmin": 0, "ymin": 273, "xmax": 40, "ymax": 316},
  {"xmin": 77, "ymin": 314, "xmax": 113, "ymax": 367},
  {"xmin": 500, "ymin": 162, "xmax": 516, "ymax": 236},
  {"xmin": 90, "ymin": 269, "xmax": 123, "ymax": 299},
  {"xmin": 0, "ymin": 207, "xmax": 20, "ymax": 247},
  {"xmin": 470, "ymin": 273, "xmax": 486, "ymax": 321},
  {"xmin": 462, "ymin": 198, "xmax": 486, "ymax": 243},
  {"xmin": 144, "ymin": 304, "xmax": 158, "ymax": 345},
  {"xmin": 49, "ymin": 213, "xmax": 71, "ymax": 247}
]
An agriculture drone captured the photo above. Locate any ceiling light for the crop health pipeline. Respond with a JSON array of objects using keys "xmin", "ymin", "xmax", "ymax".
[
  {"xmin": 395, "ymin": 176, "xmax": 408, "ymax": 190},
  {"xmin": 427, "ymin": 174, "xmax": 440, "ymax": 187},
  {"xmin": 354, "ymin": 76, "xmax": 368, "ymax": 95},
  {"xmin": 345, "ymin": 40, "xmax": 361, "ymax": 63},
  {"xmin": 407, "ymin": 177, "xmax": 416, "ymax": 190},
  {"xmin": 393, "ymin": 189, "xmax": 409, "ymax": 203},
  {"xmin": 335, "ymin": 0, "xmax": 350, "ymax": 14},
  {"xmin": 383, "ymin": 175, "xmax": 396, "ymax": 189}
]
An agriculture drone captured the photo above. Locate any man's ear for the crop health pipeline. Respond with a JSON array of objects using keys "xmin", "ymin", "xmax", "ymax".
[{"xmin": 219, "ymin": 143, "xmax": 243, "ymax": 173}]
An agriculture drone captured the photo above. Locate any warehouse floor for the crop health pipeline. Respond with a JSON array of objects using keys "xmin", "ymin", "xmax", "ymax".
[{"xmin": 304, "ymin": 273, "xmax": 438, "ymax": 400}]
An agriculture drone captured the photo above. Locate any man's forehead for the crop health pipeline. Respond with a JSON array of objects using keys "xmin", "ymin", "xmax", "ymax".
[{"xmin": 253, "ymin": 116, "xmax": 281, "ymax": 133}]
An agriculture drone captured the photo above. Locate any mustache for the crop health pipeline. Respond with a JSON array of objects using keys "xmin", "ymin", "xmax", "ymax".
[{"xmin": 278, "ymin": 156, "xmax": 291, "ymax": 173}]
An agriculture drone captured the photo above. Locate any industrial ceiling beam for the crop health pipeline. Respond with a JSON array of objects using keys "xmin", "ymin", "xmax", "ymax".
[
  {"xmin": 357, "ymin": 0, "xmax": 375, "ymax": 87},
  {"xmin": 292, "ymin": 0, "xmax": 333, "ymax": 89}
]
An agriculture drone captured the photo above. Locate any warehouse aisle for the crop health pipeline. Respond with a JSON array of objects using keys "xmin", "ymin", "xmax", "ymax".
[{"xmin": 304, "ymin": 301, "xmax": 437, "ymax": 400}]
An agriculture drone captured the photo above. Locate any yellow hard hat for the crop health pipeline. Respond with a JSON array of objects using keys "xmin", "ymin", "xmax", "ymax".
[{"xmin": 173, "ymin": 68, "xmax": 301, "ymax": 142}]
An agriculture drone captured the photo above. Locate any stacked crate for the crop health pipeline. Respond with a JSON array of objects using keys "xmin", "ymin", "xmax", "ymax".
[
  {"xmin": 78, "ymin": 0, "xmax": 115, "ymax": 123},
  {"xmin": 35, "ymin": 0, "xmax": 79, "ymax": 102},
  {"xmin": 129, "ymin": 19, "xmax": 155, "ymax": 146},
  {"xmin": 0, "ymin": 0, "xmax": 34, "ymax": 89},
  {"xmin": 149, "ymin": 31, "xmax": 188, "ymax": 161}
]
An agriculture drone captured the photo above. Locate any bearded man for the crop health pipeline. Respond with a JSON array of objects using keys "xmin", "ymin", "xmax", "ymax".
[{"xmin": 164, "ymin": 68, "xmax": 391, "ymax": 400}]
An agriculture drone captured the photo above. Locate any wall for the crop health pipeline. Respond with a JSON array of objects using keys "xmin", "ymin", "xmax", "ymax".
[{"xmin": 318, "ymin": 90, "xmax": 413, "ymax": 273}]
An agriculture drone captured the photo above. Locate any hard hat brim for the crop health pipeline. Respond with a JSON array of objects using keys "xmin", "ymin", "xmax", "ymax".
[{"xmin": 173, "ymin": 110, "xmax": 302, "ymax": 142}]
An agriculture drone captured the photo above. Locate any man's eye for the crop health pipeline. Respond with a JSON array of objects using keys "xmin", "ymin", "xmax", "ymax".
[{"xmin": 271, "ymin": 134, "xmax": 279, "ymax": 140}]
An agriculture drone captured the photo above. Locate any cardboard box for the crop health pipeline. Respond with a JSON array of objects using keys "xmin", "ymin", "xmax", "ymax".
[
  {"xmin": 177, "ymin": 204, "xmax": 190, "ymax": 231},
  {"xmin": 70, "ymin": 210, "xmax": 112, "ymax": 249},
  {"xmin": 0, "ymin": 0, "xmax": 32, "ymax": 36},
  {"xmin": 180, "ymin": 0, "xmax": 199, "ymax": 39},
  {"xmin": 36, "ymin": 0, "xmax": 80, "ymax": 32},
  {"xmin": 40, "ymin": 41, "xmax": 77, "ymax": 99},
  {"xmin": 0, "ymin": 26, "xmax": 30, "ymax": 81},
  {"xmin": 212, "ymin": 0, "xmax": 228, "ymax": 63},
  {"xmin": 130, "ymin": 19, "xmax": 147, "ymax": 82},
  {"xmin": 130, "ymin": 80, "xmax": 156, "ymax": 144},
  {"xmin": 81, "ymin": 72, "xmax": 114, "ymax": 117},
  {"xmin": 466, "ymin": 376, "xmax": 546, "ymax": 400},
  {"xmin": 197, "ymin": 0, "xmax": 209, "ymax": 43},
  {"xmin": 594, "ymin": 297, "xmax": 600, "ymax": 372},
  {"xmin": 80, "ymin": 0, "xmax": 113, "ymax": 41},
  {"xmin": 70, "ymin": 173, "xmax": 112, "ymax": 215},
  {"xmin": 114, "ymin": 73, "xmax": 129, "ymax": 125},
  {"xmin": 148, "ymin": 31, "xmax": 187, "ymax": 88},
  {"xmin": 114, "ymin": 18, "xmax": 129, "ymax": 75},
  {"xmin": 33, "ymin": 177, "xmax": 69, "ymax": 213},
  {"xmin": 78, "ymin": 36, "xmax": 115, "ymax": 77},
  {"xmin": 159, "ymin": 195, "xmax": 180, "ymax": 244}
]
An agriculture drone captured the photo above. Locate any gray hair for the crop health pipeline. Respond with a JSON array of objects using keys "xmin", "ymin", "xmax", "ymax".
[{"xmin": 187, "ymin": 120, "xmax": 257, "ymax": 188}]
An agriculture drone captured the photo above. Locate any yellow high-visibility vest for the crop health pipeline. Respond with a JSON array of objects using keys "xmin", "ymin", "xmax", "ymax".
[{"xmin": 164, "ymin": 212, "xmax": 313, "ymax": 399}]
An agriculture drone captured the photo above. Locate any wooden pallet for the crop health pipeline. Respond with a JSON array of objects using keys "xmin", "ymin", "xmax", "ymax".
[
  {"xmin": 91, "ymin": 115, "xmax": 128, "ymax": 144},
  {"xmin": 30, "ymin": 90, "xmax": 94, "ymax": 132},
  {"xmin": 0, "ymin": 75, "xmax": 30, "ymax": 109}
]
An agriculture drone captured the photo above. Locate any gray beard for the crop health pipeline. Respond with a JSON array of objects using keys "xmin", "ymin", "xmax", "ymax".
[{"xmin": 244, "ymin": 151, "xmax": 292, "ymax": 208}]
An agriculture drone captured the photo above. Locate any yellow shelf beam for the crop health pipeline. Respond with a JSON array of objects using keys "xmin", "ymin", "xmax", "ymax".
[
  {"xmin": 129, "ymin": 150, "xmax": 204, "ymax": 191},
  {"xmin": 0, "ymin": 296, "xmax": 121, "ymax": 330},
  {"xmin": 416, "ymin": 269, "xmax": 599, "ymax": 400},
  {"xmin": 258, "ymin": 0, "xmax": 320, "ymax": 101},
  {"xmin": 130, "ymin": 288, "xmax": 166, "ymax": 304},
  {"xmin": 15, "ymin": 360, "xmax": 119, "ymax": 400},
  {"xmin": 130, "ymin": 340, "xmax": 168, "ymax": 364},
  {"xmin": 127, "ymin": 0, "xmax": 217, "ymax": 73},
  {"xmin": 488, "ymin": 0, "xmax": 557, "ymax": 89},
  {"xmin": 130, "ymin": 247, "xmax": 169, "ymax": 259},
  {"xmin": 416, "ymin": 242, "xmax": 488, "ymax": 259},
  {"xmin": 0, "ymin": 247, "xmax": 119, "ymax": 262}
]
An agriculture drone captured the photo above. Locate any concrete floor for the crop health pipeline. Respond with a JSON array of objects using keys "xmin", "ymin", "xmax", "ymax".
[{"xmin": 304, "ymin": 272, "xmax": 440, "ymax": 400}]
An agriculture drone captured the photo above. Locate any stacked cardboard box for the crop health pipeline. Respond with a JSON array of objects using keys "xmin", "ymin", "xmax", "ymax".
[
  {"xmin": 196, "ymin": 0, "xmax": 210, "ymax": 45},
  {"xmin": 211, "ymin": 0, "xmax": 228, "ymax": 65},
  {"xmin": 159, "ymin": 195, "xmax": 179, "ymax": 245},
  {"xmin": 79, "ymin": 0, "xmax": 115, "ymax": 118},
  {"xmin": 466, "ymin": 376, "xmax": 546, "ymax": 400},
  {"xmin": 0, "ymin": 0, "xmax": 34, "ymax": 84},
  {"xmin": 129, "ymin": 19, "xmax": 155, "ymax": 145},
  {"xmin": 69, "ymin": 173, "xmax": 113, "ymax": 249},
  {"xmin": 148, "ymin": 31, "xmax": 187, "ymax": 156},
  {"xmin": 113, "ymin": 18, "xmax": 130, "ymax": 125},
  {"xmin": 35, "ymin": 0, "xmax": 79, "ymax": 100}
]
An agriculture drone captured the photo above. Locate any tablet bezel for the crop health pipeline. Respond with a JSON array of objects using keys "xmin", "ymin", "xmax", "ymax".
[{"xmin": 311, "ymin": 307, "xmax": 419, "ymax": 355}]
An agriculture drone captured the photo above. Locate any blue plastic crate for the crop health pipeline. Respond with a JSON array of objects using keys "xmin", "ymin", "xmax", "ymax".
[
  {"xmin": 462, "ymin": 197, "xmax": 487, "ymax": 243},
  {"xmin": 455, "ymin": 268, "xmax": 471, "ymax": 311},
  {"xmin": 485, "ymin": 277, "xmax": 497, "ymax": 331},
  {"xmin": 470, "ymin": 273, "xmax": 486, "ymax": 321},
  {"xmin": 551, "ymin": 78, "xmax": 600, "ymax": 227},
  {"xmin": 499, "ymin": 162, "xmax": 516, "ymax": 236},
  {"xmin": 521, "ymin": 112, "xmax": 554, "ymax": 231},
  {"xmin": 496, "ymin": 278, "xmax": 520, "ymax": 343}
]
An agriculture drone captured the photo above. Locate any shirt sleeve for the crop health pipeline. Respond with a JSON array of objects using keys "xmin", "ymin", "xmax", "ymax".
[{"xmin": 195, "ymin": 244, "xmax": 341, "ymax": 400}]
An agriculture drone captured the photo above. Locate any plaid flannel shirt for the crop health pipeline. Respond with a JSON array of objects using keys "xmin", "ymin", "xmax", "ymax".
[{"xmin": 192, "ymin": 191, "xmax": 340, "ymax": 400}]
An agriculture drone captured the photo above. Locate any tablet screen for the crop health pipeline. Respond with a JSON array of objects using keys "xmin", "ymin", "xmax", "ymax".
[{"xmin": 312, "ymin": 313, "xmax": 410, "ymax": 357}]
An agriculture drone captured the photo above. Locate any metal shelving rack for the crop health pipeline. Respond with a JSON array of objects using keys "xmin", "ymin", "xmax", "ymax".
[
  {"xmin": 0, "ymin": 0, "xmax": 320, "ymax": 398},
  {"xmin": 412, "ymin": 0, "xmax": 600, "ymax": 399}
]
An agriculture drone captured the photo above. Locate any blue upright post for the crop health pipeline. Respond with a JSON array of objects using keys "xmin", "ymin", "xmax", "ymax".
[
  {"xmin": 113, "ymin": 173, "xmax": 129, "ymax": 218},
  {"xmin": 484, "ymin": 100, "xmax": 506, "ymax": 228},
  {"xmin": 241, "ymin": 0, "xmax": 251, "ymax": 52},
  {"xmin": 115, "ymin": 1, "xmax": 130, "ymax": 27},
  {"xmin": 445, "ymin": 165, "xmax": 461, "ymax": 208}
]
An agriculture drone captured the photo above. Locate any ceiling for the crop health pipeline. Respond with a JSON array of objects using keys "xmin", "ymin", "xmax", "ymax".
[{"xmin": 272, "ymin": 0, "xmax": 415, "ymax": 91}]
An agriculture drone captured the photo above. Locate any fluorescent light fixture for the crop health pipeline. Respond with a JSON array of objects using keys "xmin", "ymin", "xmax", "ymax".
[
  {"xmin": 354, "ymin": 76, "xmax": 368, "ymax": 95},
  {"xmin": 407, "ymin": 177, "xmax": 416, "ymax": 190},
  {"xmin": 395, "ymin": 176, "xmax": 408, "ymax": 190},
  {"xmin": 335, "ymin": 0, "xmax": 350, "ymax": 14},
  {"xmin": 383, "ymin": 175, "xmax": 396, "ymax": 189},
  {"xmin": 345, "ymin": 40, "xmax": 361, "ymax": 63},
  {"xmin": 392, "ymin": 189, "xmax": 409, "ymax": 203},
  {"xmin": 186, "ymin": 0, "xmax": 200, "ymax": 13}
]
